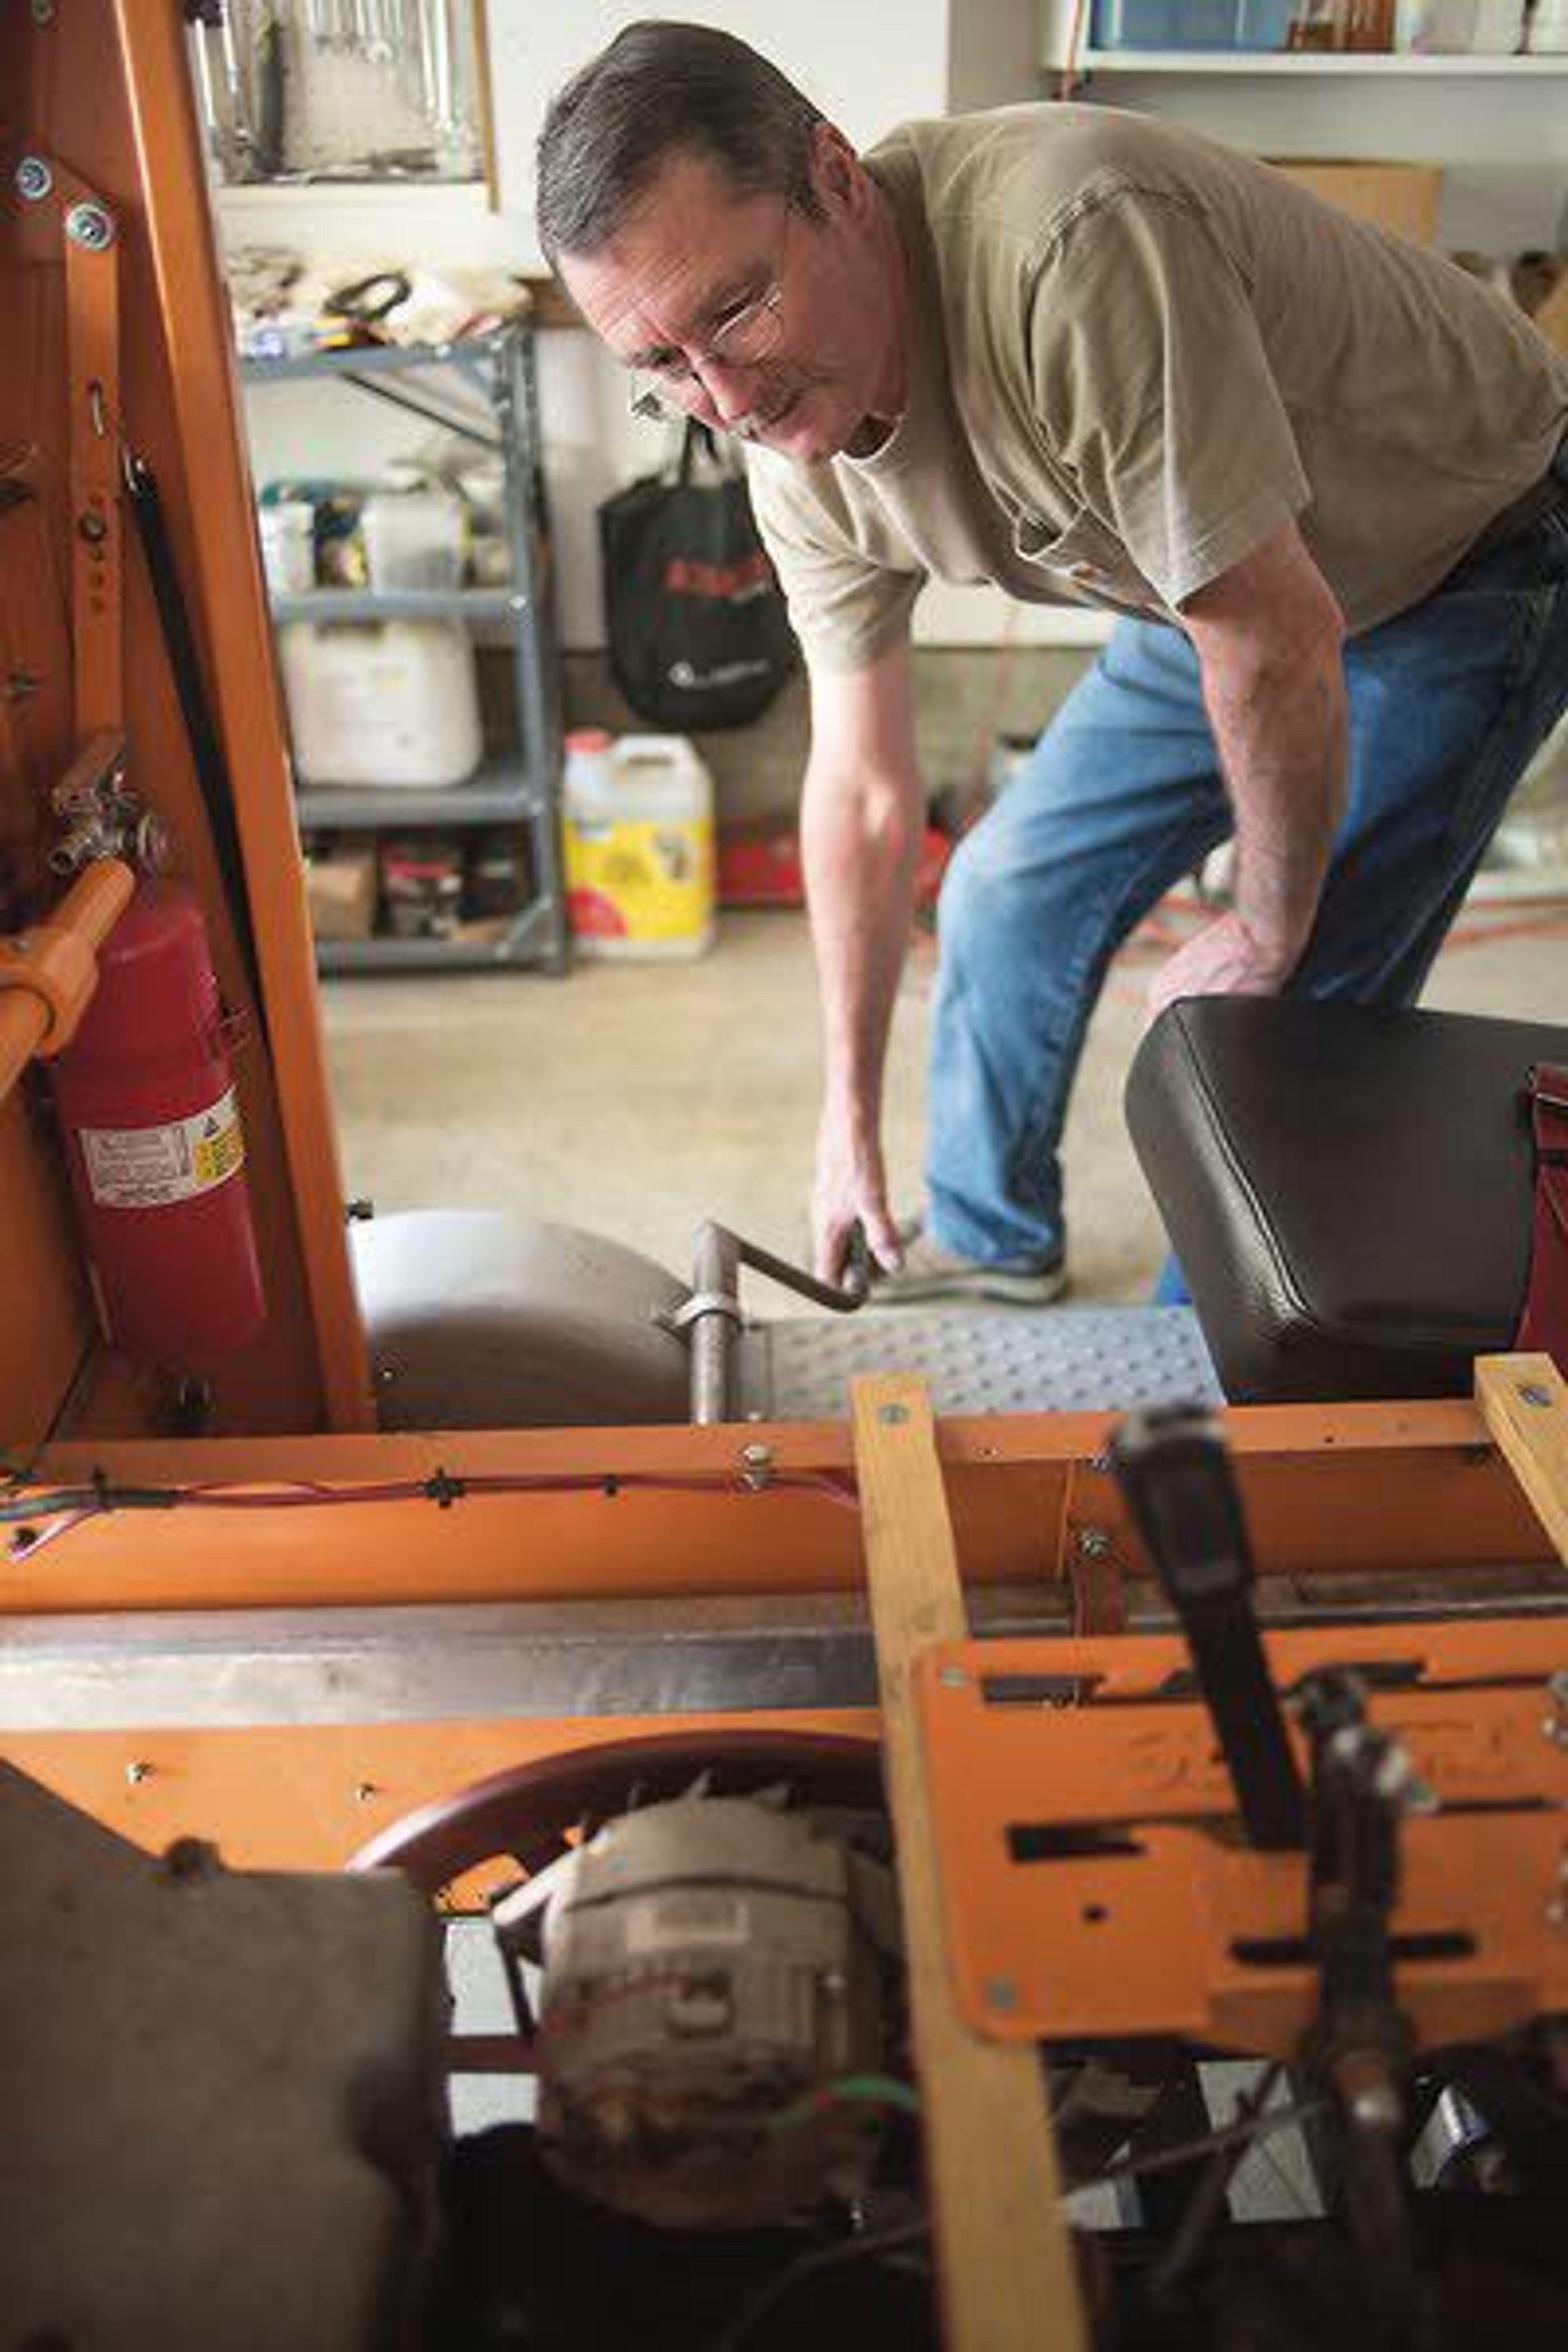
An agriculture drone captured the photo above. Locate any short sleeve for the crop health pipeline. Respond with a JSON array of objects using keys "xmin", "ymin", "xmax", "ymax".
[
  {"xmin": 745, "ymin": 450, "xmax": 924, "ymax": 673},
  {"xmin": 1031, "ymin": 190, "xmax": 1311, "ymax": 608}
]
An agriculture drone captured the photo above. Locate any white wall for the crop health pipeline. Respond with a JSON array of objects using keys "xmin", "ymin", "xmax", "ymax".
[{"xmin": 486, "ymin": 0, "xmax": 952, "ymax": 229}]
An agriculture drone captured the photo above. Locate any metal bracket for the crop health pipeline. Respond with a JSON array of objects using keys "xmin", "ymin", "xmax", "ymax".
[{"xmin": 655, "ymin": 1291, "xmax": 747, "ymax": 1339}]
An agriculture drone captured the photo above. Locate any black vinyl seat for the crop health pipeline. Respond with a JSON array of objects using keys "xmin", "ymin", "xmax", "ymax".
[{"xmin": 1125, "ymin": 998, "xmax": 1566, "ymax": 1403}]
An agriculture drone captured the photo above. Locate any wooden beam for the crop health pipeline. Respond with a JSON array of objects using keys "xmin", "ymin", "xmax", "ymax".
[
  {"xmin": 851, "ymin": 1373, "xmax": 1088, "ymax": 2352},
  {"xmin": 1476, "ymin": 1353, "xmax": 1568, "ymax": 1567}
]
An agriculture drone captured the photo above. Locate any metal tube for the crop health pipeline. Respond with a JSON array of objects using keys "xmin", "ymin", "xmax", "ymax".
[
  {"xmin": 689, "ymin": 1221, "xmax": 741, "ymax": 1425},
  {"xmin": 0, "ymin": 858, "xmax": 136, "ymax": 1112}
]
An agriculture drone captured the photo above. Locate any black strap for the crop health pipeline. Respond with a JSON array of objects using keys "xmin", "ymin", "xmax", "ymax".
[
  {"xmin": 676, "ymin": 418, "xmax": 722, "ymax": 485},
  {"xmin": 124, "ymin": 451, "xmax": 266, "ymax": 1026}
]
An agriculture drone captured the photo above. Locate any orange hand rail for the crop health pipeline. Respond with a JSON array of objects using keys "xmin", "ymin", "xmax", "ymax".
[{"xmin": 0, "ymin": 858, "xmax": 136, "ymax": 1111}]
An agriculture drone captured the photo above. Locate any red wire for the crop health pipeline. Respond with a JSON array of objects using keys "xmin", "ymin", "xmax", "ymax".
[{"xmin": 9, "ymin": 1469, "xmax": 861, "ymax": 1558}]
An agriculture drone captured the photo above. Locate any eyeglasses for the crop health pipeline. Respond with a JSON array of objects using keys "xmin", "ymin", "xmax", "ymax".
[{"xmin": 626, "ymin": 231, "xmax": 789, "ymax": 425}]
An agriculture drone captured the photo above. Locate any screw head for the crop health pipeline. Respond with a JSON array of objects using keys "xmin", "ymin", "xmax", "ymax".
[
  {"xmin": 125, "ymin": 1760, "xmax": 152, "ymax": 1786},
  {"xmin": 65, "ymin": 201, "xmax": 115, "ymax": 252},
  {"xmin": 938, "ymin": 1664, "xmax": 969, "ymax": 1689},
  {"xmin": 31, "ymin": 0, "xmax": 56, "ymax": 24},
  {"xmin": 740, "ymin": 1443, "xmax": 773, "ymax": 1468},
  {"xmin": 354, "ymin": 1781, "xmax": 378, "ymax": 1804},
  {"xmin": 1520, "ymin": 1383, "xmax": 1555, "ymax": 1409},
  {"xmin": 1075, "ymin": 1526, "xmax": 1112, "ymax": 1559},
  {"xmin": 15, "ymin": 156, "xmax": 53, "ymax": 203},
  {"xmin": 985, "ymin": 1976, "xmax": 1019, "ymax": 2012},
  {"xmin": 878, "ymin": 1403, "xmax": 909, "ymax": 1426}
]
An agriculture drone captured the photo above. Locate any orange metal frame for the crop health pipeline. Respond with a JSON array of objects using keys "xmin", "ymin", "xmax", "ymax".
[
  {"xmin": 917, "ymin": 1617, "xmax": 1568, "ymax": 2057},
  {"xmin": 2, "ymin": 1393, "xmax": 1558, "ymax": 1870},
  {"xmin": 9, "ymin": 1393, "xmax": 1549, "ymax": 1606},
  {"xmin": 2, "ymin": 0, "xmax": 371, "ymax": 1446}
]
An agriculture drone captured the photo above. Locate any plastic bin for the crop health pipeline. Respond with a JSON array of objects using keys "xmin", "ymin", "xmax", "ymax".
[
  {"xmin": 361, "ymin": 487, "xmax": 467, "ymax": 594},
  {"xmin": 258, "ymin": 500, "xmax": 314, "ymax": 595},
  {"xmin": 278, "ymin": 621, "xmax": 483, "ymax": 789},
  {"xmin": 562, "ymin": 730, "xmax": 715, "ymax": 959},
  {"xmin": 1091, "ymin": 2, "xmax": 1296, "ymax": 44}
]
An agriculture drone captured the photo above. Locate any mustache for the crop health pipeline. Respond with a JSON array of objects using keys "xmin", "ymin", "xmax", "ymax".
[{"xmin": 731, "ymin": 362, "xmax": 834, "ymax": 440}]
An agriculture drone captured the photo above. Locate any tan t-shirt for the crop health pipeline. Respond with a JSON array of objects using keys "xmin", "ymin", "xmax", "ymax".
[{"xmin": 746, "ymin": 105, "xmax": 1568, "ymax": 670}]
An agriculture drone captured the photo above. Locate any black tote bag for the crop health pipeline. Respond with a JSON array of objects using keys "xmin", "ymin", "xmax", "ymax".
[{"xmin": 597, "ymin": 421, "xmax": 797, "ymax": 731}]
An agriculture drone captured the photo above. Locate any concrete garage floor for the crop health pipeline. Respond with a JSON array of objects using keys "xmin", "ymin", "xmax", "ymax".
[{"xmin": 321, "ymin": 898, "xmax": 1565, "ymax": 1316}]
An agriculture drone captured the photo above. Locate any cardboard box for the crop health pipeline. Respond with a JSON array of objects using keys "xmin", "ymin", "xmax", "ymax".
[
  {"xmin": 305, "ymin": 843, "xmax": 377, "ymax": 942},
  {"xmin": 1270, "ymin": 160, "xmax": 1445, "ymax": 247}
]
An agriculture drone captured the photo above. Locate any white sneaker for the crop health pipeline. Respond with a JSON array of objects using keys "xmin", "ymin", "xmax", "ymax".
[{"xmin": 870, "ymin": 1220, "xmax": 1068, "ymax": 1307}]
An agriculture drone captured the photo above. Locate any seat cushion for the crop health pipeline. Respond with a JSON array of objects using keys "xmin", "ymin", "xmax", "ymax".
[{"xmin": 1125, "ymin": 999, "xmax": 1568, "ymax": 1402}]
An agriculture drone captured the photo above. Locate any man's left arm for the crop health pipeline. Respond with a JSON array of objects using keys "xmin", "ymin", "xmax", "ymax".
[{"xmin": 1147, "ymin": 519, "xmax": 1348, "ymax": 1023}]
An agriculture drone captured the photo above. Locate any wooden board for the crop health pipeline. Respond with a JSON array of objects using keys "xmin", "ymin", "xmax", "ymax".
[
  {"xmin": 851, "ymin": 1373, "xmax": 1087, "ymax": 2352},
  {"xmin": 1476, "ymin": 1353, "xmax": 1568, "ymax": 1568}
]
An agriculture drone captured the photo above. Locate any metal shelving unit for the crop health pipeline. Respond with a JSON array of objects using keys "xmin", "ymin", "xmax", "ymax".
[
  {"xmin": 1077, "ymin": 50, "xmax": 1568, "ymax": 73},
  {"xmin": 242, "ymin": 325, "xmax": 569, "ymax": 976}
]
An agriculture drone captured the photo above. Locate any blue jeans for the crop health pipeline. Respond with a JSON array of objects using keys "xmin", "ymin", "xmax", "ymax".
[{"xmin": 927, "ymin": 494, "xmax": 1568, "ymax": 1267}]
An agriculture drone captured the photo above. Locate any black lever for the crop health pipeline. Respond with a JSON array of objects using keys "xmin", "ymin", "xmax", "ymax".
[{"xmin": 1109, "ymin": 1403, "xmax": 1306, "ymax": 1851}]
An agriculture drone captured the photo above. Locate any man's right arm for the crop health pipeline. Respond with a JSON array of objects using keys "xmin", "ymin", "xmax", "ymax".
[{"xmin": 800, "ymin": 636, "xmax": 927, "ymax": 1283}]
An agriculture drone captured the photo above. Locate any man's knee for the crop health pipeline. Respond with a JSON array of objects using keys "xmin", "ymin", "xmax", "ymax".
[{"xmin": 935, "ymin": 813, "xmax": 1040, "ymax": 971}]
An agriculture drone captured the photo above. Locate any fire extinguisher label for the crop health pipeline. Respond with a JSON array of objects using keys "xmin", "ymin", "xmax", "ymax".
[{"xmin": 80, "ymin": 1089, "xmax": 246, "ymax": 1209}]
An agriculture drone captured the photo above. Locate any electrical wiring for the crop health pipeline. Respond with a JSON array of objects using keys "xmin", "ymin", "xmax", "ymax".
[
  {"xmin": 0, "ymin": 1465, "xmax": 862, "ymax": 1555},
  {"xmin": 710, "ymin": 2215, "xmax": 930, "ymax": 2352},
  {"xmin": 710, "ymin": 2087, "xmax": 1328, "ymax": 2345},
  {"xmin": 763, "ymin": 2074, "xmax": 922, "ymax": 2134},
  {"xmin": 1075, "ymin": 2091, "xmax": 1329, "ymax": 2196}
]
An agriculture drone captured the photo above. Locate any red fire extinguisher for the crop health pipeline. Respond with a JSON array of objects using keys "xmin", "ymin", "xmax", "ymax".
[{"xmin": 50, "ymin": 882, "xmax": 267, "ymax": 1368}]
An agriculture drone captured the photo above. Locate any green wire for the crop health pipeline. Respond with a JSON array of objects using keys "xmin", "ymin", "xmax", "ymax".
[{"xmin": 764, "ymin": 2073, "xmax": 922, "ymax": 2134}]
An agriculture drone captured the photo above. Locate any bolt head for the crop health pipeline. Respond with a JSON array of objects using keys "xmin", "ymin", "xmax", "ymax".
[
  {"xmin": 65, "ymin": 201, "xmax": 115, "ymax": 252},
  {"xmin": 15, "ymin": 156, "xmax": 53, "ymax": 202}
]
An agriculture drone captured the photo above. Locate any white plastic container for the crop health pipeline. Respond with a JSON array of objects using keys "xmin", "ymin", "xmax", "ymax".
[
  {"xmin": 562, "ymin": 730, "xmax": 715, "ymax": 958},
  {"xmin": 361, "ymin": 487, "xmax": 467, "ymax": 593},
  {"xmin": 258, "ymin": 499, "xmax": 315, "ymax": 595},
  {"xmin": 277, "ymin": 621, "xmax": 483, "ymax": 789},
  {"xmin": 1396, "ymin": 0, "xmax": 1525, "ymax": 44}
]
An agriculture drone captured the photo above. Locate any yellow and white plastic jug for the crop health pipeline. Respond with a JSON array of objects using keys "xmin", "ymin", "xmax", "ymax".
[{"xmin": 561, "ymin": 730, "xmax": 716, "ymax": 959}]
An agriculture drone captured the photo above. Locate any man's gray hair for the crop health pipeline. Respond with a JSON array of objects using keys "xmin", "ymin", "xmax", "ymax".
[{"xmin": 536, "ymin": 20, "xmax": 826, "ymax": 266}]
